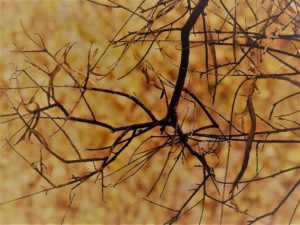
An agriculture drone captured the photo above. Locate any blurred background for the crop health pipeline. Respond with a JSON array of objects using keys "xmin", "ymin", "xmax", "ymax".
[{"xmin": 0, "ymin": 0, "xmax": 299, "ymax": 224}]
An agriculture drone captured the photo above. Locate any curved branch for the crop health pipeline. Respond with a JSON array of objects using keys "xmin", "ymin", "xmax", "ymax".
[{"xmin": 167, "ymin": 0, "xmax": 209, "ymax": 126}]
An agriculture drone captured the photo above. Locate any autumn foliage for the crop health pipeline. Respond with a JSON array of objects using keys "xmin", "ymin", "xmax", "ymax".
[{"xmin": 0, "ymin": 0, "xmax": 299, "ymax": 224}]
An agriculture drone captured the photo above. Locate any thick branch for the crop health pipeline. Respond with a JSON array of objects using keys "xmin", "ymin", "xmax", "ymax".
[{"xmin": 167, "ymin": 0, "xmax": 209, "ymax": 125}]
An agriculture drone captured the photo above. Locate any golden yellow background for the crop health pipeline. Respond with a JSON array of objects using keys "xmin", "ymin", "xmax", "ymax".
[{"xmin": 0, "ymin": 0, "xmax": 299, "ymax": 224}]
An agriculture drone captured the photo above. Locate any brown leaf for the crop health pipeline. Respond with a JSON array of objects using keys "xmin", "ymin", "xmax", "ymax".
[
  {"xmin": 285, "ymin": 0, "xmax": 296, "ymax": 14},
  {"xmin": 47, "ymin": 64, "xmax": 61, "ymax": 104},
  {"xmin": 142, "ymin": 65, "xmax": 150, "ymax": 83},
  {"xmin": 206, "ymin": 18, "xmax": 218, "ymax": 100}
]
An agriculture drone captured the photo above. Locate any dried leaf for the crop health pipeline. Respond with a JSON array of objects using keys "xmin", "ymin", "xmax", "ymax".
[
  {"xmin": 230, "ymin": 80, "xmax": 257, "ymax": 194},
  {"xmin": 284, "ymin": 0, "xmax": 296, "ymax": 14},
  {"xmin": 47, "ymin": 64, "xmax": 61, "ymax": 104},
  {"xmin": 206, "ymin": 18, "xmax": 218, "ymax": 101},
  {"xmin": 28, "ymin": 103, "xmax": 41, "ymax": 142},
  {"xmin": 142, "ymin": 65, "xmax": 150, "ymax": 83}
]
